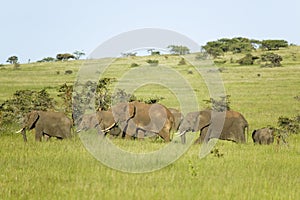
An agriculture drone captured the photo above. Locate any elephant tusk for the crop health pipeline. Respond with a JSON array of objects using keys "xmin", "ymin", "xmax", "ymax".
[
  {"xmin": 101, "ymin": 122, "xmax": 116, "ymax": 133},
  {"xmin": 174, "ymin": 130, "xmax": 186, "ymax": 137},
  {"xmin": 16, "ymin": 128, "xmax": 24, "ymax": 133}
]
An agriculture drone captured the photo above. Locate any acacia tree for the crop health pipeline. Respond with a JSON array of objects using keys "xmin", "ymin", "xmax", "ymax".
[
  {"xmin": 73, "ymin": 50, "xmax": 85, "ymax": 60},
  {"xmin": 167, "ymin": 45, "xmax": 190, "ymax": 55},
  {"xmin": 261, "ymin": 40, "xmax": 288, "ymax": 50},
  {"xmin": 6, "ymin": 56, "xmax": 18, "ymax": 64}
]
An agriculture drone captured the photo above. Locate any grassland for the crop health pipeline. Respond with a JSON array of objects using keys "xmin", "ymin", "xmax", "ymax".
[{"xmin": 0, "ymin": 46, "xmax": 300, "ymax": 199}]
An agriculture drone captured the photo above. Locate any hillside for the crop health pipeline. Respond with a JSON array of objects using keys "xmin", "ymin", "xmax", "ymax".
[{"xmin": 0, "ymin": 46, "xmax": 300, "ymax": 199}]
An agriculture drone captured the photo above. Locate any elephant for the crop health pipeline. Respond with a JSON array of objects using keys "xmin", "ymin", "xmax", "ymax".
[
  {"xmin": 16, "ymin": 111, "xmax": 72, "ymax": 142},
  {"xmin": 252, "ymin": 127, "xmax": 274, "ymax": 145},
  {"xmin": 199, "ymin": 110, "xmax": 248, "ymax": 143},
  {"xmin": 110, "ymin": 101, "xmax": 174, "ymax": 142},
  {"xmin": 77, "ymin": 111, "xmax": 121, "ymax": 137},
  {"xmin": 178, "ymin": 110, "xmax": 248, "ymax": 144},
  {"xmin": 178, "ymin": 110, "xmax": 211, "ymax": 144},
  {"xmin": 168, "ymin": 108, "xmax": 184, "ymax": 132}
]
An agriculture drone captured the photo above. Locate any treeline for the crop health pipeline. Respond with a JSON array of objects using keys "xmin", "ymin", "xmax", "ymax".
[{"xmin": 202, "ymin": 37, "xmax": 289, "ymax": 58}]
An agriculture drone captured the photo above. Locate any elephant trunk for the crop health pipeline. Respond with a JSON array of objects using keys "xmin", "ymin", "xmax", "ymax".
[
  {"xmin": 16, "ymin": 127, "xmax": 27, "ymax": 142},
  {"xmin": 175, "ymin": 130, "xmax": 187, "ymax": 144}
]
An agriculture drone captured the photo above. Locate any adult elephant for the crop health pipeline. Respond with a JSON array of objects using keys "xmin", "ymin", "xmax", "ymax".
[
  {"xmin": 16, "ymin": 111, "xmax": 72, "ymax": 142},
  {"xmin": 200, "ymin": 110, "xmax": 249, "ymax": 143},
  {"xmin": 111, "ymin": 101, "xmax": 174, "ymax": 142},
  {"xmin": 178, "ymin": 110, "xmax": 248, "ymax": 144},
  {"xmin": 252, "ymin": 127, "xmax": 274, "ymax": 145},
  {"xmin": 178, "ymin": 110, "xmax": 211, "ymax": 144},
  {"xmin": 77, "ymin": 111, "xmax": 121, "ymax": 137},
  {"xmin": 168, "ymin": 108, "xmax": 184, "ymax": 132}
]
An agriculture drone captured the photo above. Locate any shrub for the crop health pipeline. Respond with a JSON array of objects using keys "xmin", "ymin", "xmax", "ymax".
[
  {"xmin": 261, "ymin": 53, "xmax": 282, "ymax": 67},
  {"xmin": 130, "ymin": 63, "xmax": 139, "ymax": 68},
  {"xmin": 178, "ymin": 58, "xmax": 186, "ymax": 65},
  {"xmin": 203, "ymin": 95, "xmax": 231, "ymax": 112},
  {"xmin": 146, "ymin": 59, "xmax": 159, "ymax": 66},
  {"xmin": 238, "ymin": 54, "xmax": 259, "ymax": 65},
  {"xmin": 37, "ymin": 57, "xmax": 55, "ymax": 62},
  {"xmin": 0, "ymin": 89, "xmax": 55, "ymax": 125}
]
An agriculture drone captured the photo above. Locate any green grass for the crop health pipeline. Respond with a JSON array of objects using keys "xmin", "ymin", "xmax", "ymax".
[{"xmin": 0, "ymin": 47, "xmax": 300, "ymax": 199}]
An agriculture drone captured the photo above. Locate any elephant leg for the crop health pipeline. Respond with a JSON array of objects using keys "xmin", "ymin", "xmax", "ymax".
[
  {"xmin": 159, "ymin": 127, "xmax": 170, "ymax": 142},
  {"xmin": 35, "ymin": 128, "xmax": 43, "ymax": 142},
  {"xmin": 137, "ymin": 129, "xmax": 145, "ymax": 140},
  {"xmin": 194, "ymin": 131, "xmax": 202, "ymax": 144},
  {"xmin": 44, "ymin": 134, "xmax": 50, "ymax": 141}
]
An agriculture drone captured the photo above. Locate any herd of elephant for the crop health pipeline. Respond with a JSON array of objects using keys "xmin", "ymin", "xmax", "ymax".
[{"xmin": 16, "ymin": 101, "xmax": 275, "ymax": 145}]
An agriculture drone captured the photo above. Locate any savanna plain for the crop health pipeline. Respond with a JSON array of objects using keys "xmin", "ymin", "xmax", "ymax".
[{"xmin": 0, "ymin": 47, "xmax": 300, "ymax": 199}]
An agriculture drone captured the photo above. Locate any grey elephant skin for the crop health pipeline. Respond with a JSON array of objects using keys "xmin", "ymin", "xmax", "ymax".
[
  {"xmin": 77, "ymin": 111, "xmax": 121, "ymax": 137},
  {"xmin": 18, "ymin": 111, "xmax": 72, "ymax": 142},
  {"xmin": 252, "ymin": 128, "xmax": 274, "ymax": 145},
  {"xmin": 111, "ymin": 101, "xmax": 174, "ymax": 142},
  {"xmin": 179, "ymin": 110, "xmax": 248, "ymax": 144}
]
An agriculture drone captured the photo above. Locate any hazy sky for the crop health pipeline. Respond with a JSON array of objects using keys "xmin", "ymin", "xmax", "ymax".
[{"xmin": 1, "ymin": 0, "xmax": 299, "ymax": 63}]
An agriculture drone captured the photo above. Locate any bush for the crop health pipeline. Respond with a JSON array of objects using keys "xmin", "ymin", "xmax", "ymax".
[
  {"xmin": 0, "ymin": 89, "xmax": 55, "ymax": 125},
  {"xmin": 146, "ymin": 59, "xmax": 159, "ymax": 66},
  {"xmin": 261, "ymin": 40, "xmax": 288, "ymax": 50},
  {"xmin": 130, "ymin": 63, "xmax": 139, "ymax": 68},
  {"xmin": 261, "ymin": 53, "xmax": 282, "ymax": 67},
  {"xmin": 37, "ymin": 57, "xmax": 55, "ymax": 63},
  {"xmin": 238, "ymin": 54, "xmax": 259, "ymax": 65},
  {"xmin": 203, "ymin": 95, "xmax": 231, "ymax": 112},
  {"xmin": 278, "ymin": 115, "xmax": 300, "ymax": 134},
  {"xmin": 178, "ymin": 58, "xmax": 186, "ymax": 65}
]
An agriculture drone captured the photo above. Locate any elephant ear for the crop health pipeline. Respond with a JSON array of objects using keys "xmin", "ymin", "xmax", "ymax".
[
  {"xmin": 27, "ymin": 111, "xmax": 39, "ymax": 129},
  {"xmin": 128, "ymin": 103, "xmax": 135, "ymax": 119}
]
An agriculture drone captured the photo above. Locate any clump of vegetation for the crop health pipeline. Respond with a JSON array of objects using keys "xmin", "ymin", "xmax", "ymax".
[
  {"xmin": 143, "ymin": 96, "xmax": 164, "ymax": 104},
  {"xmin": 277, "ymin": 115, "xmax": 300, "ymax": 134},
  {"xmin": 167, "ymin": 45, "xmax": 190, "ymax": 55},
  {"xmin": 178, "ymin": 58, "xmax": 186, "ymax": 65},
  {"xmin": 64, "ymin": 70, "xmax": 73, "ymax": 75},
  {"xmin": 0, "ymin": 89, "xmax": 55, "ymax": 125},
  {"xmin": 6, "ymin": 55, "xmax": 20, "ymax": 69},
  {"xmin": 204, "ymin": 95, "xmax": 231, "ymax": 112},
  {"xmin": 130, "ymin": 63, "xmax": 139, "ymax": 68},
  {"xmin": 146, "ymin": 59, "xmax": 159, "ymax": 66},
  {"xmin": 73, "ymin": 50, "xmax": 85, "ymax": 60},
  {"xmin": 261, "ymin": 40, "xmax": 288, "ymax": 51},
  {"xmin": 37, "ymin": 57, "xmax": 56, "ymax": 63},
  {"xmin": 56, "ymin": 53, "xmax": 75, "ymax": 61},
  {"xmin": 238, "ymin": 53, "xmax": 259, "ymax": 65},
  {"xmin": 261, "ymin": 53, "xmax": 283, "ymax": 67}
]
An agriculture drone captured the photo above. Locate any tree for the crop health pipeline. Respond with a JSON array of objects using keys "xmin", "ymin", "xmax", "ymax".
[
  {"xmin": 261, "ymin": 53, "xmax": 283, "ymax": 67},
  {"xmin": 37, "ymin": 57, "xmax": 55, "ymax": 62},
  {"xmin": 261, "ymin": 40, "xmax": 288, "ymax": 50},
  {"xmin": 6, "ymin": 56, "xmax": 18, "ymax": 64},
  {"xmin": 0, "ymin": 89, "xmax": 55, "ymax": 124},
  {"xmin": 73, "ymin": 50, "xmax": 85, "ymax": 60},
  {"xmin": 167, "ymin": 45, "xmax": 190, "ymax": 55},
  {"xmin": 56, "ymin": 53, "xmax": 76, "ymax": 61}
]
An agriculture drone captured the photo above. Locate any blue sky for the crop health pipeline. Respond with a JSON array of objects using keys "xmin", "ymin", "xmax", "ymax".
[{"xmin": 1, "ymin": 0, "xmax": 300, "ymax": 63}]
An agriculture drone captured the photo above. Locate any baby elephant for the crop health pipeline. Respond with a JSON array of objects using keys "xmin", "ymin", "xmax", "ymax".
[{"xmin": 252, "ymin": 127, "xmax": 275, "ymax": 145}]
